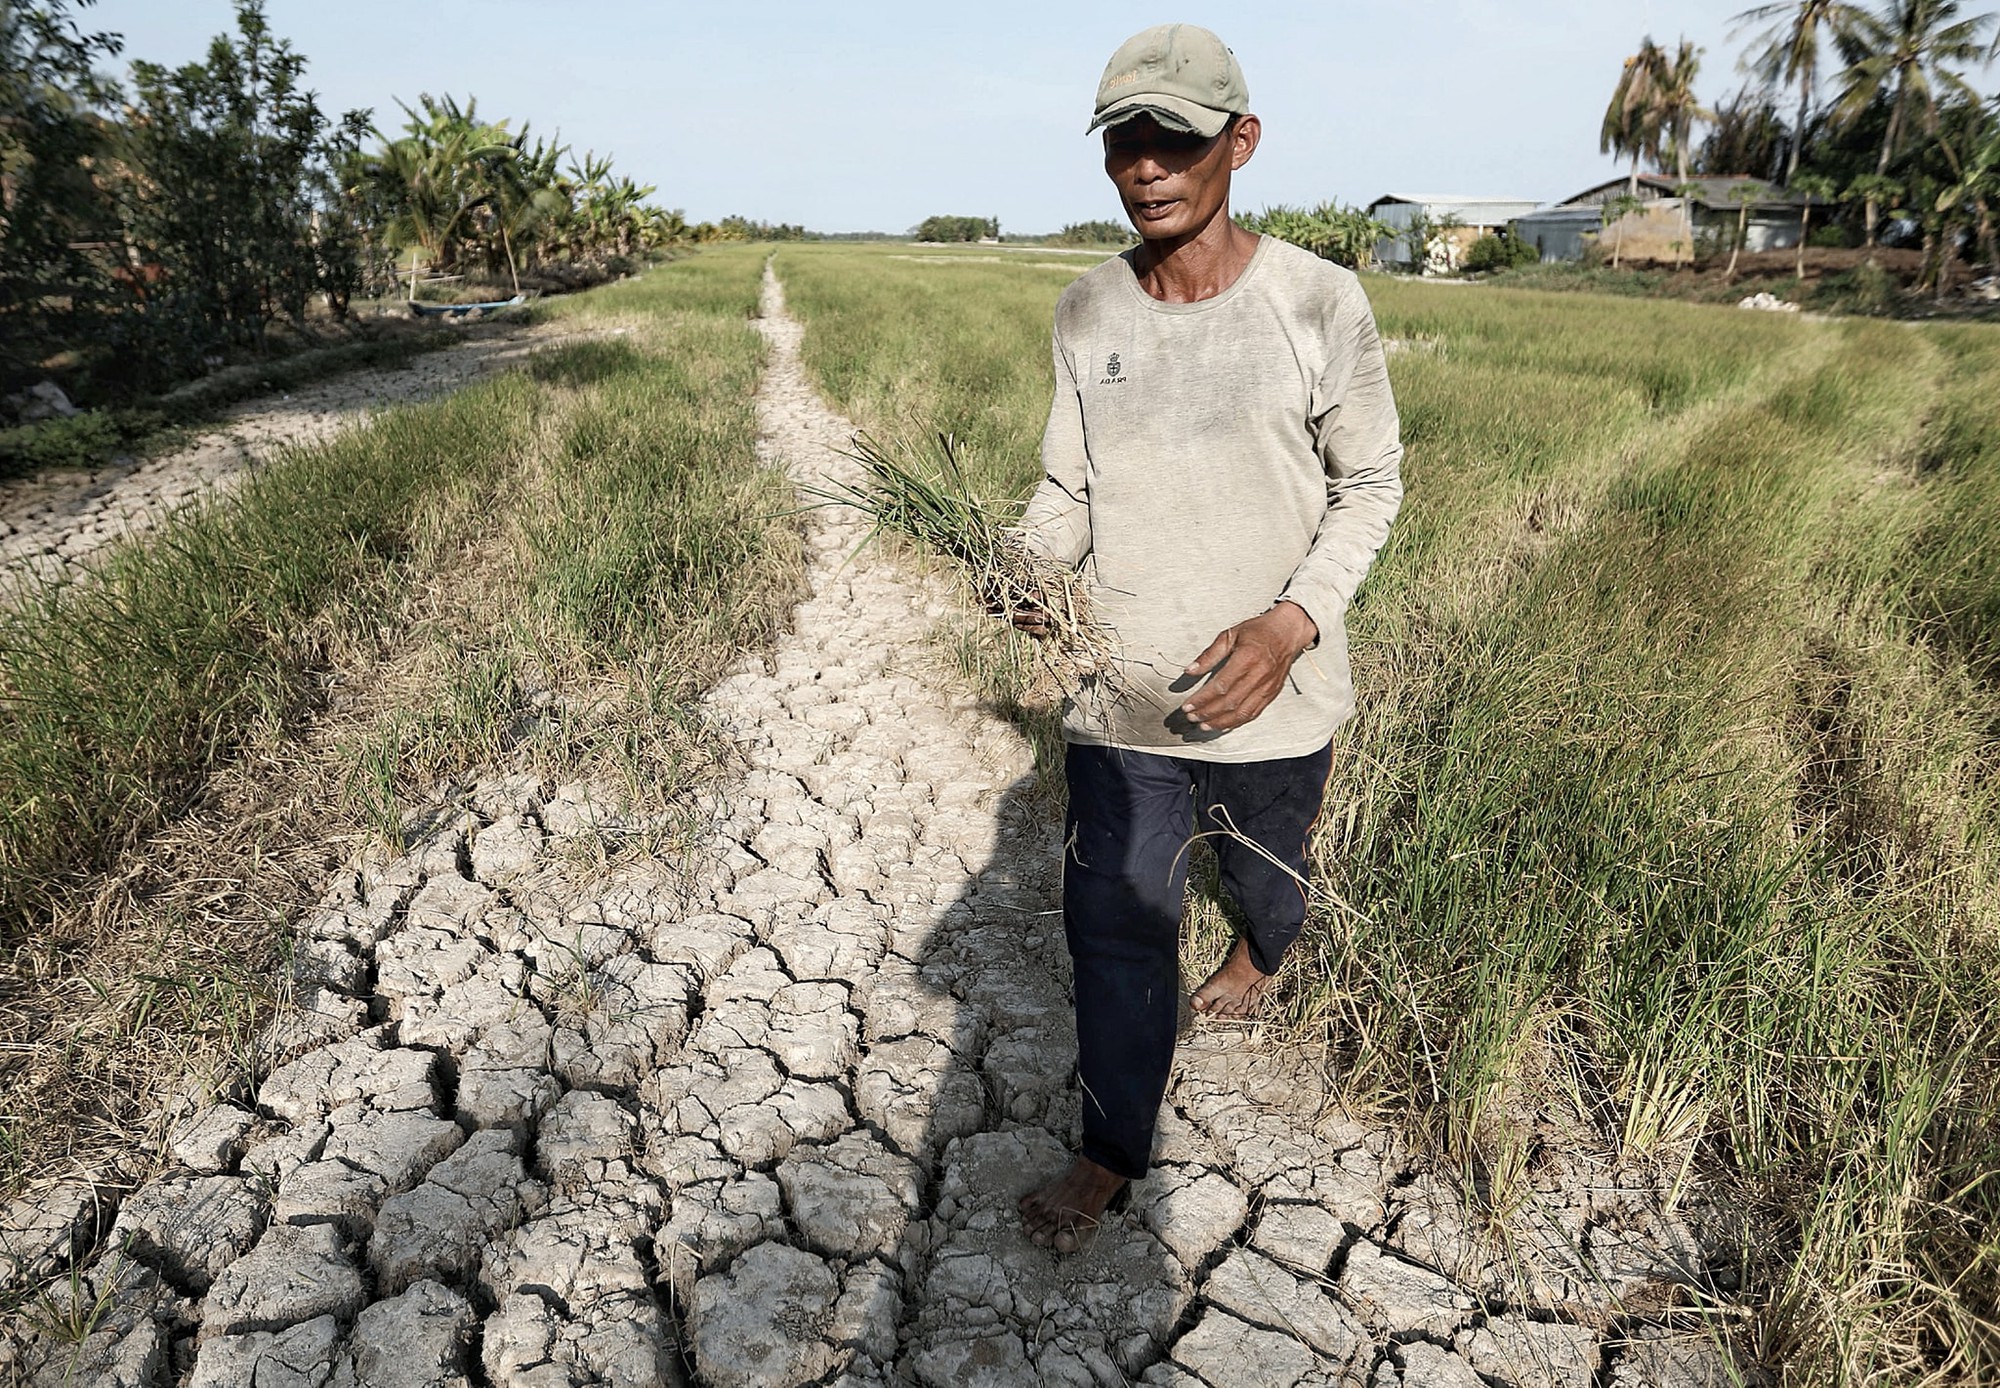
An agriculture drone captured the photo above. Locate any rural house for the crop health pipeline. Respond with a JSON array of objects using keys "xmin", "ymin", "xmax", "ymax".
[
  {"xmin": 1514, "ymin": 174, "xmax": 1828, "ymax": 263},
  {"xmin": 1365, "ymin": 194, "xmax": 1542, "ymax": 270}
]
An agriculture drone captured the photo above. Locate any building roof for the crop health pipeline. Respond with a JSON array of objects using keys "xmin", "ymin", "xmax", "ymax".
[
  {"xmin": 1556, "ymin": 173, "xmax": 1826, "ymax": 209},
  {"xmin": 1366, "ymin": 194, "xmax": 1544, "ymax": 225},
  {"xmin": 1515, "ymin": 204, "xmax": 1609, "ymax": 224}
]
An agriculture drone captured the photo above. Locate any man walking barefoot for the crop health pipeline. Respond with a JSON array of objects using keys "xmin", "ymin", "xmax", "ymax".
[{"xmin": 1011, "ymin": 24, "xmax": 1404, "ymax": 1252}]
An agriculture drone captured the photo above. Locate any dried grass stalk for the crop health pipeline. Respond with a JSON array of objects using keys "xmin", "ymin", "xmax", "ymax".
[{"xmin": 811, "ymin": 431, "xmax": 1120, "ymax": 697}]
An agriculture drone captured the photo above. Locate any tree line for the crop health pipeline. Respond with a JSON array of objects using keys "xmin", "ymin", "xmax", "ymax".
[
  {"xmin": 0, "ymin": 0, "xmax": 759, "ymax": 407},
  {"xmin": 912, "ymin": 215, "xmax": 999, "ymax": 243},
  {"xmin": 1603, "ymin": 0, "xmax": 2000, "ymax": 280}
]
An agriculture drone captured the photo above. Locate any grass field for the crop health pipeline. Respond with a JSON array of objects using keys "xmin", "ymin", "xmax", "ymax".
[
  {"xmin": 775, "ymin": 241, "xmax": 2000, "ymax": 1384},
  {"xmin": 0, "ymin": 244, "xmax": 802, "ymax": 1181}
]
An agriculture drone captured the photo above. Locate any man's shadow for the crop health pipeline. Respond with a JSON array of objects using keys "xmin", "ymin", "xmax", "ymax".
[{"xmin": 871, "ymin": 745, "xmax": 1208, "ymax": 1386}]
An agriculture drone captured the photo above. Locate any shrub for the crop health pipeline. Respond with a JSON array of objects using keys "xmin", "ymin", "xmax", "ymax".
[
  {"xmin": 913, "ymin": 215, "xmax": 999, "ymax": 243},
  {"xmin": 0, "ymin": 411, "xmax": 126, "ymax": 476},
  {"xmin": 1463, "ymin": 232, "xmax": 1542, "ymax": 274},
  {"xmin": 1236, "ymin": 203, "xmax": 1394, "ymax": 269},
  {"xmin": 1051, "ymin": 220, "xmax": 1134, "ymax": 247},
  {"xmin": 1809, "ymin": 223, "xmax": 1855, "ymax": 249},
  {"xmin": 1811, "ymin": 262, "xmax": 1900, "ymax": 315}
]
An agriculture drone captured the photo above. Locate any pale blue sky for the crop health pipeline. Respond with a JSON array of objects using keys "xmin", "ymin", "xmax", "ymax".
[{"xmin": 79, "ymin": 1, "xmax": 1996, "ymax": 234}]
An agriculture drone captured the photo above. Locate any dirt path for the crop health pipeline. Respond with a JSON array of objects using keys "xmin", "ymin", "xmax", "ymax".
[
  {"xmin": 0, "ymin": 319, "xmax": 613, "ymax": 595},
  {"xmin": 0, "ymin": 268, "xmax": 1731, "ymax": 1388}
]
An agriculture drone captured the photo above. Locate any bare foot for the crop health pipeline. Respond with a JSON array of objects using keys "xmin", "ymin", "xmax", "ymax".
[
  {"xmin": 1190, "ymin": 938, "xmax": 1277, "ymax": 1019},
  {"xmin": 1018, "ymin": 1156, "xmax": 1128, "ymax": 1253}
]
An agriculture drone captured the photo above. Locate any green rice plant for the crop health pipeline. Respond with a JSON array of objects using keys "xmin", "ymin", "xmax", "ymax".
[
  {"xmin": 0, "ymin": 375, "xmax": 536, "ymax": 933},
  {"xmin": 810, "ymin": 430, "xmax": 1116, "ymax": 699}
]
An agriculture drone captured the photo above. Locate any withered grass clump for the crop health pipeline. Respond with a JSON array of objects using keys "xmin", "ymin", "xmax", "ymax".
[{"xmin": 816, "ymin": 431, "xmax": 1118, "ymax": 698}]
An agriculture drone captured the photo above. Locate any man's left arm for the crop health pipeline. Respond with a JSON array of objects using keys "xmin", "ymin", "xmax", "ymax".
[
  {"xmin": 1275, "ymin": 280, "xmax": 1405, "ymax": 649},
  {"xmin": 1180, "ymin": 281, "xmax": 1404, "ymax": 733}
]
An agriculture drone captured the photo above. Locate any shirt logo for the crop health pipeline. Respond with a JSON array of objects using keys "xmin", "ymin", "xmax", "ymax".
[{"xmin": 1098, "ymin": 352, "xmax": 1128, "ymax": 386}]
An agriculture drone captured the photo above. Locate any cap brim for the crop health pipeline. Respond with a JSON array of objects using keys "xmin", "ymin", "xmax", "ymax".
[{"xmin": 1088, "ymin": 93, "xmax": 1231, "ymax": 138}]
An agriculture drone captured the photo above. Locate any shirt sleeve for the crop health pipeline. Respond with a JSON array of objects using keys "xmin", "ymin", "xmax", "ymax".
[
  {"xmin": 1012, "ymin": 323, "xmax": 1093, "ymax": 567},
  {"xmin": 1278, "ymin": 279, "xmax": 1404, "ymax": 643}
]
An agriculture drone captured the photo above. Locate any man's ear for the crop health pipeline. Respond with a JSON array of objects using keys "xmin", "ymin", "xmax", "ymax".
[{"xmin": 1228, "ymin": 114, "xmax": 1261, "ymax": 171}]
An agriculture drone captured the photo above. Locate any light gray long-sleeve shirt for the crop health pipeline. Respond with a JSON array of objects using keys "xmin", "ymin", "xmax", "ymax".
[{"xmin": 1015, "ymin": 235, "xmax": 1404, "ymax": 763}]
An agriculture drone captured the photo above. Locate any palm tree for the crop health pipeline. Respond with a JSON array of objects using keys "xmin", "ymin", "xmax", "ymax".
[
  {"xmin": 1603, "ymin": 39, "xmax": 1669, "ymax": 197},
  {"xmin": 1602, "ymin": 192, "xmax": 1646, "ymax": 267},
  {"xmin": 1791, "ymin": 171, "xmax": 1841, "ymax": 275},
  {"xmin": 1724, "ymin": 182, "xmax": 1769, "ymax": 277},
  {"xmin": 479, "ymin": 130, "xmax": 567, "ymax": 292},
  {"xmin": 1656, "ymin": 42, "xmax": 1713, "ymax": 264},
  {"xmin": 562, "ymin": 153, "xmax": 656, "ymax": 260},
  {"xmin": 1831, "ymin": 0, "xmax": 1998, "ymax": 244},
  {"xmin": 1731, "ymin": 2, "xmax": 1862, "ymax": 183},
  {"xmin": 365, "ymin": 95, "xmax": 516, "ymax": 296},
  {"xmin": 1935, "ymin": 114, "xmax": 1999, "ymax": 275}
]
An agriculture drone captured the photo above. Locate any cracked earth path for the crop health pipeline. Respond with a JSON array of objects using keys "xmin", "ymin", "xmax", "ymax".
[{"xmin": 0, "ymin": 266, "xmax": 1735, "ymax": 1388}]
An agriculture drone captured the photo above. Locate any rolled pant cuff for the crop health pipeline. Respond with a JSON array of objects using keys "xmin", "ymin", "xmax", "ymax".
[{"xmin": 1079, "ymin": 1136, "xmax": 1150, "ymax": 1183}]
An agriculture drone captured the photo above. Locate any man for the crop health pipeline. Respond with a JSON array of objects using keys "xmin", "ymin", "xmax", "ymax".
[{"xmin": 1010, "ymin": 23, "xmax": 1404, "ymax": 1251}]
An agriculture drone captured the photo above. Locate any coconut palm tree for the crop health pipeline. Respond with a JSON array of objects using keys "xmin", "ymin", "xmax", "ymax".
[
  {"xmin": 1831, "ymin": 0, "xmax": 1998, "ymax": 244},
  {"xmin": 1602, "ymin": 39, "xmax": 1669, "ymax": 198},
  {"xmin": 1935, "ymin": 111, "xmax": 1999, "ymax": 275},
  {"xmin": 1732, "ymin": 1, "xmax": 1863, "ymax": 183},
  {"xmin": 1791, "ymin": 172, "xmax": 1841, "ymax": 275},
  {"xmin": 475, "ymin": 129, "xmax": 567, "ymax": 292},
  {"xmin": 1656, "ymin": 42, "xmax": 1713, "ymax": 263},
  {"xmin": 1724, "ymin": 182, "xmax": 1770, "ymax": 277},
  {"xmin": 1602, "ymin": 193, "xmax": 1646, "ymax": 267}
]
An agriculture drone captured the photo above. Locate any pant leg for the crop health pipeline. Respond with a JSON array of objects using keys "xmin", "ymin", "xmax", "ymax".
[
  {"xmin": 1062, "ymin": 741, "xmax": 1194, "ymax": 1181},
  {"xmin": 1194, "ymin": 742, "xmax": 1335, "ymax": 976}
]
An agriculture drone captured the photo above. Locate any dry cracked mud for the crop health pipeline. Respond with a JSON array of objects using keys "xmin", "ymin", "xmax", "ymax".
[
  {"xmin": 0, "ymin": 316, "xmax": 615, "ymax": 596},
  {"xmin": 0, "ymin": 267, "xmax": 1743, "ymax": 1388}
]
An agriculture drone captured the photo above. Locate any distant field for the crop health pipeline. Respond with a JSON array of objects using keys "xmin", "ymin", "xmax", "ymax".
[{"xmin": 776, "ymin": 241, "xmax": 2000, "ymax": 1383}]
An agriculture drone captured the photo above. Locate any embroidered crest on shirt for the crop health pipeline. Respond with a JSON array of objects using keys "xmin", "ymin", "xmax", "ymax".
[{"xmin": 1098, "ymin": 352, "xmax": 1128, "ymax": 386}]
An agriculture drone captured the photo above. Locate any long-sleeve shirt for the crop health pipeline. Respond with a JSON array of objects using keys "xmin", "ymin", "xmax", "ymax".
[{"xmin": 1014, "ymin": 235, "xmax": 1404, "ymax": 763}]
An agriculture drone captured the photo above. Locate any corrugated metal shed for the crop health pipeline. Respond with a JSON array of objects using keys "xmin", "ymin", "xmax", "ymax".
[
  {"xmin": 1557, "ymin": 174, "xmax": 1826, "ymax": 211},
  {"xmin": 1512, "ymin": 205, "xmax": 1605, "ymax": 263},
  {"xmin": 1367, "ymin": 194, "xmax": 1546, "ymax": 227},
  {"xmin": 1517, "ymin": 176, "xmax": 1834, "ymax": 262},
  {"xmin": 1366, "ymin": 194, "xmax": 1544, "ymax": 266}
]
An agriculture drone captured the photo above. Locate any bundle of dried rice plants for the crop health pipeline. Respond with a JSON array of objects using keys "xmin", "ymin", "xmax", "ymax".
[{"xmin": 810, "ymin": 431, "xmax": 1121, "ymax": 701}]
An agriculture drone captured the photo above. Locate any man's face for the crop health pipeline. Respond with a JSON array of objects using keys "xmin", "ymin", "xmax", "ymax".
[{"xmin": 1102, "ymin": 113, "xmax": 1258, "ymax": 240}]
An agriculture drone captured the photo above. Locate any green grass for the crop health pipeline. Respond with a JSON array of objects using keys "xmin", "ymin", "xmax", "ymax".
[
  {"xmin": 775, "ymin": 243, "xmax": 2000, "ymax": 1384},
  {"xmin": 0, "ymin": 331, "xmax": 452, "ymax": 478},
  {"xmin": 0, "ymin": 243, "xmax": 801, "ymax": 932},
  {"xmin": 776, "ymin": 242, "xmax": 1103, "ymax": 499}
]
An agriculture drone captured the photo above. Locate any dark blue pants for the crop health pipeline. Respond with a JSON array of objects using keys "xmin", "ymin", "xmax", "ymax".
[{"xmin": 1062, "ymin": 739, "xmax": 1333, "ymax": 1180}]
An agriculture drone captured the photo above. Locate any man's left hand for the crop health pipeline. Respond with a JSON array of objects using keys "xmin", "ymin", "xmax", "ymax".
[{"xmin": 1179, "ymin": 601, "xmax": 1319, "ymax": 733}]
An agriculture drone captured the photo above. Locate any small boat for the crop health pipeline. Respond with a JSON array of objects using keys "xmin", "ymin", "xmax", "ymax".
[{"xmin": 410, "ymin": 295, "xmax": 526, "ymax": 319}]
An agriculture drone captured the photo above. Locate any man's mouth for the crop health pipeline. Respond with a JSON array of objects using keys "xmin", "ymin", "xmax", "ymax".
[{"xmin": 1133, "ymin": 198, "xmax": 1178, "ymax": 219}]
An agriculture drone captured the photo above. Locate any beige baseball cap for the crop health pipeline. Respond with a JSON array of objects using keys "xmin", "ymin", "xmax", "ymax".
[{"xmin": 1088, "ymin": 24, "xmax": 1248, "ymax": 138}]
